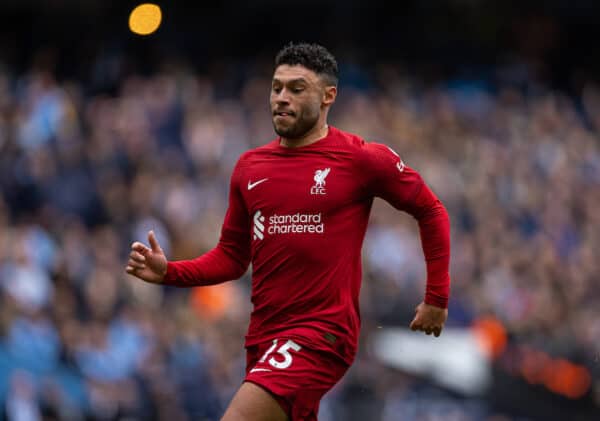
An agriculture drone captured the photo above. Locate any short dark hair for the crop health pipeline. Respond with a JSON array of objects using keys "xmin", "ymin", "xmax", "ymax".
[{"xmin": 275, "ymin": 42, "xmax": 339, "ymax": 86}]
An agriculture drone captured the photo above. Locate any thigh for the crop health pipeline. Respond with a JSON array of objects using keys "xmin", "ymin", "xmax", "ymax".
[
  {"xmin": 244, "ymin": 338, "xmax": 349, "ymax": 420},
  {"xmin": 221, "ymin": 381, "xmax": 288, "ymax": 421}
]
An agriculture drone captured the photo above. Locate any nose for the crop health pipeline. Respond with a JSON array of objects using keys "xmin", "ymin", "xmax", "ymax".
[{"xmin": 273, "ymin": 88, "xmax": 291, "ymax": 105}]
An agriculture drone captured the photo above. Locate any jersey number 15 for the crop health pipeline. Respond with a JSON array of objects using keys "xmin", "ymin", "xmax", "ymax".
[{"xmin": 259, "ymin": 339, "xmax": 302, "ymax": 369}]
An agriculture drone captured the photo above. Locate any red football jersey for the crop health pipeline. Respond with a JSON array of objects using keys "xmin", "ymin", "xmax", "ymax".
[{"xmin": 164, "ymin": 126, "xmax": 450, "ymax": 364}]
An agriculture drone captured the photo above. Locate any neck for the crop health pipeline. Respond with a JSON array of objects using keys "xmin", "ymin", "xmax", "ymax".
[{"xmin": 280, "ymin": 122, "xmax": 329, "ymax": 148}]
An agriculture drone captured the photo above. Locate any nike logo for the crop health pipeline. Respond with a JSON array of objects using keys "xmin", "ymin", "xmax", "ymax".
[
  {"xmin": 396, "ymin": 161, "xmax": 405, "ymax": 172},
  {"xmin": 249, "ymin": 368, "xmax": 272, "ymax": 373},
  {"xmin": 248, "ymin": 178, "xmax": 268, "ymax": 190}
]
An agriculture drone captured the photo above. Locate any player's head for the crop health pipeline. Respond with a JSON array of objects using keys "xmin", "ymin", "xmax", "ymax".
[{"xmin": 271, "ymin": 42, "xmax": 338, "ymax": 139}]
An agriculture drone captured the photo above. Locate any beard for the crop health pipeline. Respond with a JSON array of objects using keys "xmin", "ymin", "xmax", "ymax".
[{"xmin": 272, "ymin": 105, "xmax": 320, "ymax": 139}]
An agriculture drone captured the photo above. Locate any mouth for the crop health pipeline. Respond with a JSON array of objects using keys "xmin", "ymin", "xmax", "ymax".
[{"xmin": 273, "ymin": 110, "xmax": 295, "ymax": 118}]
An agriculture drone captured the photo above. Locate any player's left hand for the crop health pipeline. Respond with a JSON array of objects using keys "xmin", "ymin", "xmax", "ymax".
[{"xmin": 409, "ymin": 301, "xmax": 447, "ymax": 337}]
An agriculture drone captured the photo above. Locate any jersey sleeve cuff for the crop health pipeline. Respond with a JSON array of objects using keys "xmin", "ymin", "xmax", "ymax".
[
  {"xmin": 163, "ymin": 261, "xmax": 179, "ymax": 284},
  {"xmin": 424, "ymin": 292, "xmax": 448, "ymax": 309}
]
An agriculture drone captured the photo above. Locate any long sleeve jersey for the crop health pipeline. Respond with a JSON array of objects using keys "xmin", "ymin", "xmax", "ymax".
[{"xmin": 164, "ymin": 126, "xmax": 450, "ymax": 364}]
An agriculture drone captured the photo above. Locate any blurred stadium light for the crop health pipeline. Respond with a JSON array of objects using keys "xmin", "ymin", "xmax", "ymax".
[{"xmin": 129, "ymin": 3, "xmax": 162, "ymax": 36}]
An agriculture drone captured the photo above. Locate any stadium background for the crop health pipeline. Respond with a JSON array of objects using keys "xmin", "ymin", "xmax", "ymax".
[{"xmin": 0, "ymin": 0, "xmax": 599, "ymax": 419}]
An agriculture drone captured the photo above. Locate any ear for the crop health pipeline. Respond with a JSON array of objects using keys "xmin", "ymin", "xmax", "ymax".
[{"xmin": 322, "ymin": 85, "xmax": 337, "ymax": 106}]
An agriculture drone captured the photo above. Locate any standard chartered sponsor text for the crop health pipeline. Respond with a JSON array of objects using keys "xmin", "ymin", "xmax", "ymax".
[{"xmin": 268, "ymin": 212, "xmax": 324, "ymax": 234}]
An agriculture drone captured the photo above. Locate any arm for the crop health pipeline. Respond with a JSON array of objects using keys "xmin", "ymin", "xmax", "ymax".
[
  {"xmin": 403, "ymin": 182, "xmax": 451, "ymax": 308},
  {"xmin": 165, "ymin": 159, "xmax": 251, "ymax": 286},
  {"xmin": 361, "ymin": 142, "xmax": 450, "ymax": 333},
  {"xmin": 126, "ymin": 158, "xmax": 251, "ymax": 286}
]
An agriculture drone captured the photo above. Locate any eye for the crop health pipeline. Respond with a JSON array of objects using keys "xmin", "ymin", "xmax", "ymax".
[
  {"xmin": 272, "ymin": 86, "xmax": 282, "ymax": 94},
  {"xmin": 292, "ymin": 87, "xmax": 304, "ymax": 93}
]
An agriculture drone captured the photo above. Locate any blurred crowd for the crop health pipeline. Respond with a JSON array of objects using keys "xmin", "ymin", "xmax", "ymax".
[{"xmin": 0, "ymin": 57, "xmax": 599, "ymax": 421}]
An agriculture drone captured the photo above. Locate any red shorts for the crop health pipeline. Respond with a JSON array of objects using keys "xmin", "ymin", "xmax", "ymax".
[{"xmin": 244, "ymin": 337, "xmax": 349, "ymax": 420}]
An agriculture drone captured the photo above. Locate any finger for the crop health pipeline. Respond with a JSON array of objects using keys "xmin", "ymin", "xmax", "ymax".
[
  {"xmin": 148, "ymin": 230, "xmax": 161, "ymax": 253},
  {"xmin": 129, "ymin": 251, "xmax": 146, "ymax": 263},
  {"xmin": 125, "ymin": 265, "xmax": 137, "ymax": 274},
  {"xmin": 433, "ymin": 326, "xmax": 442, "ymax": 337},
  {"xmin": 409, "ymin": 318, "xmax": 419, "ymax": 331},
  {"xmin": 425, "ymin": 328, "xmax": 433, "ymax": 335},
  {"xmin": 131, "ymin": 242, "xmax": 150, "ymax": 255},
  {"xmin": 127, "ymin": 259, "xmax": 146, "ymax": 269}
]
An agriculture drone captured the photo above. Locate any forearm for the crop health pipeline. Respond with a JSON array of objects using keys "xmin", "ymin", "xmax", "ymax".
[
  {"xmin": 163, "ymin": 246, "xmax": 249, "ymax": 287},
  {"xmin": 412, "ymin": 186, "xmax": 451, "ymax": 308}
]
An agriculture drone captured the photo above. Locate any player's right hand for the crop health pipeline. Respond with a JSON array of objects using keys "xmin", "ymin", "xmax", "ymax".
[{"xmin": 125, "ymin": 230, "xmax": 167, "ymax": 284}]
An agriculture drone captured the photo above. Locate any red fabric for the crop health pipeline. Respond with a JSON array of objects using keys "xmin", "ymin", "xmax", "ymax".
[
  {"xmin": 360, "ymin": 142, "xmax": 451, "ymax": 308},
  {"xmin": 163, "ymin": 126, "xmax": 451, "ymax": 364},
  {"xmin": 245, "ymin": 338, "xmax": 349, "ymax": 421}
]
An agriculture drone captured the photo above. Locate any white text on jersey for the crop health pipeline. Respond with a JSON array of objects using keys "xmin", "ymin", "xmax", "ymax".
[{"xmin": 252, "ymin": 210, "xmax": 324, "ymax": 240}]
